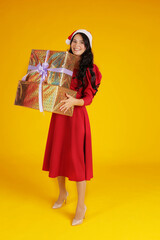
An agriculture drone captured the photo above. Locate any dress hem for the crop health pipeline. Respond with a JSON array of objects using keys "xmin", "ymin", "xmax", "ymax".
[{"xmin": 42, "ymin": 169, "xmax": 93, "ymax": 182}]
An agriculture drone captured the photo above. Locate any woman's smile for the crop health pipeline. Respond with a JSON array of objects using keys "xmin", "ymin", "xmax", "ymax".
[
  {"xmin": 71, "ymin": 34, "xmax": 86, "ymax": 56},
  {"xmin": 73, "ymin": 48, "xmax": 82, "ymax": 53}
]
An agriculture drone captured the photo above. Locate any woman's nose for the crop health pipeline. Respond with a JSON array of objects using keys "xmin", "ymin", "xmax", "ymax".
[{"xmin": 75, "ymin": 42, "xmax": 80, "ymax": 47}]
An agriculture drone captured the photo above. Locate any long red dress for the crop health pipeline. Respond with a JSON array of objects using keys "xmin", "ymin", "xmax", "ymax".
[{"xmin": 42, "ymin": 64, "xmax": 102, "ymax": 181}]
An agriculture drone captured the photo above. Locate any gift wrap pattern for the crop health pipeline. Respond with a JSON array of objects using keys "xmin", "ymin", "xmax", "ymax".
[
  {"xmin": 14, "ymin": 50, "xmax": 79, "ymax": 116},
  {"xmin": 15, "ymin": 81, "xmax": 77, "ymax": 116},
  {"xmin": 24, "ymin": 50, "xmax": 79, "ymax": 88}
]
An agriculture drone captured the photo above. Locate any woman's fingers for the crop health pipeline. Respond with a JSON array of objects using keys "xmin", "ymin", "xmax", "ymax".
[
  {"xmin": 60, "ymin": 106, "xmax": 68, "ymax": 112},
  {"xmin": 60, "ymin": 102, "xmax": 72, "ymax": 112},
  {"xmin": 64, "ymin": 107, "xmax": 68, "ymax": 113},
  {"xmin": 60, "ymin": 103, "xmax": 68, "ymax": 111},
  {"xmin": 60, "ymin": 99, "xmax": 66, "ymax": 103},
  {"xmin": 60, "ymin": 105, "xmax": 65, "ymax": 110},
  {"xmin": 60, "ymin": 95, "xmax": 73, "ymax": 112}
]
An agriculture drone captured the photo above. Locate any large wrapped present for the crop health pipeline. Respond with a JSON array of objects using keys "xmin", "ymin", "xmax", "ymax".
[
  {"xmin": 14, "ymin": 49, "xmax": 79, "ymax": 116},
  {"xmin": 22, "ymin": 49, "xmax": 80, "ymax": 88},
  {"xmin": 14, "ymin": 80, "xmax": 77, "ymax": 117}
]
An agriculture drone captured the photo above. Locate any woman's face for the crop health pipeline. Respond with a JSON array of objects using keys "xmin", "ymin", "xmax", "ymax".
[{"xmin": 70, "ymin": 34, "xmax": 86, "ymax": 56}]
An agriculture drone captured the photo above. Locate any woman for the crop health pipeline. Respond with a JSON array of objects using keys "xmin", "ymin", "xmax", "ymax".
[{"xmin": 42, "ymin": 29, "xmax": 102, "ymax": 226}]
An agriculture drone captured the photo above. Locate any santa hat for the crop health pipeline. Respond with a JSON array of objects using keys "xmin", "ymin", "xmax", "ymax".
[{"xmin": 66, "ymin": 29, "xmax": 92, "ymax": 48}]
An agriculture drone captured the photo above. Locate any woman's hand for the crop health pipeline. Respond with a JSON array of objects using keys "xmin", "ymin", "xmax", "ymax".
[{"xmin": 60, "ymin": 93, "xmax": 77, "ymax": 113}]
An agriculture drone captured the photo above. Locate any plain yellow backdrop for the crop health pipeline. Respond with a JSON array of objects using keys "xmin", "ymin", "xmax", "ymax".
[
  {"xmin": 1, "ymin": 0, "xmax": 159, "ymax": 164},
  {"xmin": 0, "ymin": 0, "xmax": 160, "ymax": 239}
]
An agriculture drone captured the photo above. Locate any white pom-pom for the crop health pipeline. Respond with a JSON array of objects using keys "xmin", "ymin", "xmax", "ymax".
[{"xmin": 66, "ymin": 39, "xmax": 70, "ymax": 45}]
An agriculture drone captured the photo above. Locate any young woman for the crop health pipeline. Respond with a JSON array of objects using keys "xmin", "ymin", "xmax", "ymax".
[{"xmin": 42, "ymin": 29, "xmax": 102, "ymax": 226}]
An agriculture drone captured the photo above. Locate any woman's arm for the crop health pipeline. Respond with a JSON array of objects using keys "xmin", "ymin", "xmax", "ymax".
[
  {"xmin": 74, "ymin": 98, "xmax": 84, "ymax": 106},
  {"xmin": 60, "ymin": 64, "xmax": 102, "ymax": 112}
]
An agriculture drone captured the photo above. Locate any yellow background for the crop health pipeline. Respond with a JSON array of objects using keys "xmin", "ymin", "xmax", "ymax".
[{"xmin": 0, "ymin": 0, "xmax": 160, "ymax": 239}]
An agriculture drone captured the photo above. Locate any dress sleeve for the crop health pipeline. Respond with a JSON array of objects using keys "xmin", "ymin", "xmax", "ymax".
[{"xmin": 82, "ymin": 64, "xmax": 102, "ymax": 106}]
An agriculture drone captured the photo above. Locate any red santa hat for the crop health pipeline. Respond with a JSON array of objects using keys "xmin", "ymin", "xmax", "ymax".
[{"xmin": 66, "ymin": 29, "xmax": 92, "ymax": 48}]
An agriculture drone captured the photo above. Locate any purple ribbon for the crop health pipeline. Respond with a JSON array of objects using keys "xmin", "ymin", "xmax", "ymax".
[{"xmin": 22, "ymin": 50, "xmax": 73, "ymax": 112}]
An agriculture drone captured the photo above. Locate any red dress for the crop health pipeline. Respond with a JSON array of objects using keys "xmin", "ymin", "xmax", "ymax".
[{"xmin": 42, "ymin": 64, "xmax": 102, "ymax": 181}]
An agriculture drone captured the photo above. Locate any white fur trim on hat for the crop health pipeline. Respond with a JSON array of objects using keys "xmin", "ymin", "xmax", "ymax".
[
  {"xmin": 66, "ymin": 39, "xmax": 70, "ymax": 45},
  {"xmin": 66, "ymin": 29, "xmax": 92, "ymax": 48}
]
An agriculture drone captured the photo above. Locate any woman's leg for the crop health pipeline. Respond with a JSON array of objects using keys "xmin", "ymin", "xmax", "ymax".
[
  {"xmin": 74, "ymin": 180, "xmax": 86, "ymax": 219},
  {"xmin": 55, "ymin": 176, "xmax": 67, "ymax": 204}
]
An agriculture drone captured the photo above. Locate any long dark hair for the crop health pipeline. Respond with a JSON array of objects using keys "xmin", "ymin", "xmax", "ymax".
[{"xmin": 69, "ymin": 33, "xmax": 99, "ymax": 95}]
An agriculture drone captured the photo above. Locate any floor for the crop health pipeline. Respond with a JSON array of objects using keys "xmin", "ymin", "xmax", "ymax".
[{"xmin": 0, "ymin": 156, "xmax": 160, "ymax": 240}]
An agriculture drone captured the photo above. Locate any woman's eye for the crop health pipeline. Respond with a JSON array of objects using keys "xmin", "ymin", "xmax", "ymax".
[{"xmin": 73, "ymin": 40, "xmax": 84, "ymax": 44}]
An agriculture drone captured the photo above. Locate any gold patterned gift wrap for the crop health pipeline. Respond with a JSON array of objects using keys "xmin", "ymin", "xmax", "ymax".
[
  {"xmin": 22, "ymin": 50, "xmax": 80, "ymax": 88},
  {"xmin": 14, "ymin": 81, "xmax": 77, "ymax": 117}
]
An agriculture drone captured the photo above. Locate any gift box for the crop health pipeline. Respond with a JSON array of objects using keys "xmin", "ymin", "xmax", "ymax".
[
  {"xmin": 14, "ymin": 80, "xmax": 77, "ymax": 117},
  {"xmin": 14, "ymin": 49, "xmax": 79, "ymax": 116},
  {"xmin": 22, "ymin": 49, "xmax": 80, "ymax": 88}
]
